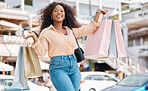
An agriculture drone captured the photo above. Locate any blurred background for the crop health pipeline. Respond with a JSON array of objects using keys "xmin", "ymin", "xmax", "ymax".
[{"xmin": 0, "ymin": 0, "xmax": 148, "ymax": 91}]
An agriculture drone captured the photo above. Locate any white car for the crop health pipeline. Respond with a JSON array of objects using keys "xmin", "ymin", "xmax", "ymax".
[
  {"xmin": 0, "ymin": 75, "xmax": 49, "ymax": 91},
  {"xmin": 80, "ymin": 71, "xmax": 119, "ymax": 91}
]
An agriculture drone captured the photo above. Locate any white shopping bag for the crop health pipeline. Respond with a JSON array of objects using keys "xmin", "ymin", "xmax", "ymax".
[{"xmin": 11, "ymin": 46, "xmax": 28, "ymax": 89}]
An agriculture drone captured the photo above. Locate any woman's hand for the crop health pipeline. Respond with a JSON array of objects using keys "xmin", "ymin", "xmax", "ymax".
[
  {"xmin": 23, "ymin": 31, "xmax": 38, "ymax": 43},
  {"xmin": 94, "ymin": 9, "xmax": 108, "ymax": 23},
  {"xmin": 97, "ymin": 9, "xmax": 108, "ymax": 15}
]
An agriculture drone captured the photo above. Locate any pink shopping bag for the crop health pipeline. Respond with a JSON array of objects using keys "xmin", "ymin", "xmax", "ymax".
[
  {"xmin": 84, "ymin": 19, "xmax": 112, "ymax": 59},
  {"xmin": 114, "ymin": 20, "xmax": 127, "ymax": 58}
]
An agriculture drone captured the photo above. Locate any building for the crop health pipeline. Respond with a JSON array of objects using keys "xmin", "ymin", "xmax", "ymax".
[{"xmin": 123, "ymin": 2, "xmax": 148, "ymax": 68}]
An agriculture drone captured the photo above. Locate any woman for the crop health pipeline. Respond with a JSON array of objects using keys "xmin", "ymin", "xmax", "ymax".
[{"xmin": 24, "ymin": 2, "xmax": 107, "ymax": 91}]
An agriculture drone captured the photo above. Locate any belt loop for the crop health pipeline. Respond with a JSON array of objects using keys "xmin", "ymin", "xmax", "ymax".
[{"xmin": 62, "ymin": 56, "xmax": 63, "ymax": 61}]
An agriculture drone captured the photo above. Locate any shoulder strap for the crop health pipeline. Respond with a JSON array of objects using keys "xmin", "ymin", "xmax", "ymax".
[{"xmin": 69, "ymin": 28, "xmax": 80, "ymax": 48}]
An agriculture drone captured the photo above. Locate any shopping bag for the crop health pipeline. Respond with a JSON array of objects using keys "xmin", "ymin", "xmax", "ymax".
[
  {"xmin": 84, "ymin": 18, "xmax": 112, "ymax": 59},
  {"xmin": 108, "ymin": 21, "xmax": 117, "ymax": 58},
  {"xmin": 114, "ymin": 20, "xmax": 127, "ymax": 58},
  {"xmin": 24, "ymin": 46, "xmax": 42, "ymax": 77},
  {"xmin": 11, "ymin": 46, "xmax": 28, "ymax": 89}
]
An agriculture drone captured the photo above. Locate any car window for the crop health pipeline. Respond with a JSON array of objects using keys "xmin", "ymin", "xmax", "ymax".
[
  {"xmin": 85, "ymin": 75, "xmax": 93, "ymax": 80},
  {"xmin": 85, "ymin": 75, "xmax": 104, "ymax": 80},
  {"xmin": 117, "ymin": 75, "xmax": 148, "ymax": 87},
  {"xmin": 104, "ymin": 75, "xmax": 117, "ymax": 82}
]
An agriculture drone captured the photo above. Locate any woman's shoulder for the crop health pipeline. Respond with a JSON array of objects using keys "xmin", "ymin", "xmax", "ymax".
[
  {"xmin": 40, "ymin": 28, "xmax": 52, "ymax": 37},
  {"xmin": 41, "ymin": 25, "xmax": 54, "ymax": 33}
]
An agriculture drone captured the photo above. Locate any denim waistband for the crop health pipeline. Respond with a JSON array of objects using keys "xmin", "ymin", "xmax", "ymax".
[{"xmin": 51, "ymin": 54, "xmax": 75, "ymax": 60}]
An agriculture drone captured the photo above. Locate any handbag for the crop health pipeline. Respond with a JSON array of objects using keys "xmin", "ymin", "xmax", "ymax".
[{"xmin": 70, "ymin": 28, "xmax": 85, "ymax": 63}]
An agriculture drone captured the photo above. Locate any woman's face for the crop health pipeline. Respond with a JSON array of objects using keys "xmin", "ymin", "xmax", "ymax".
[{"xmin": 51, "ymin": 5, "xmax": 65, "ymax": 23}]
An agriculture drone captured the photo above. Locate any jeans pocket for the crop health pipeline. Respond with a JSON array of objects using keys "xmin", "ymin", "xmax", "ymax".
[{"xmin": 50, "ymin": 58, "xmax": 63, "ymax": 66}]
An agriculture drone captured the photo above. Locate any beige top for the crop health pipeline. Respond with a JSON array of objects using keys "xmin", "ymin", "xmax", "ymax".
[{"xmin": 32, "ymin": 20, "xmax": 99, "ymax": 58}]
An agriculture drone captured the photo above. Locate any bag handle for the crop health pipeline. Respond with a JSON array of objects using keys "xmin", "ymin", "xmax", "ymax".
[
  {"xmin": 69, "ymin": 27, "xmax": 81, "ymax": 48},
  {"xmin": 23, "ymin": 31, "xmax": 38, "ymax": 46},
  {"xmin": 100, "ymin": 12, "xmax": 109, "ymax": 20}
]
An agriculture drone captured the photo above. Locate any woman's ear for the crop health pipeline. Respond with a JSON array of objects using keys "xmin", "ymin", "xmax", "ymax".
[{"xmin": 50, "ymin": 14, "xmax": 52, "ymax": 19}]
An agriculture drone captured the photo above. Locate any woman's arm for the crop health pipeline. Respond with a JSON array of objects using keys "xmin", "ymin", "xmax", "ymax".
[
  {"xmin": 23, "ymin": 31, "xmax": 48, "ymax": 57},
  {"xmin": 93, "ymin": 9, "xmax": 108, "ymax": 23},
  {"xmin": 73, "ymin": 9, "xmax": 108, "ymax": 38}
]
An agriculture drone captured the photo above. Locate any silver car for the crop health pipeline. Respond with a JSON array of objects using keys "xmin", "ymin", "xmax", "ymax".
[{"xmin": 0, "ymin": 75, "xmax": 49, "ymax": 91}]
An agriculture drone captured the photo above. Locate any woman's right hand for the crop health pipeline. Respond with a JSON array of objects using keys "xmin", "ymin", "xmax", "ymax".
[{"xmin": 23, "ymin": 31, "xmax": 38, "ymax": 43}]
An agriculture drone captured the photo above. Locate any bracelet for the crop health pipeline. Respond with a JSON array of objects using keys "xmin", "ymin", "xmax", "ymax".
[{"xmin": 96, "ymin": 11, "xmax": 101, "ymax": 14}]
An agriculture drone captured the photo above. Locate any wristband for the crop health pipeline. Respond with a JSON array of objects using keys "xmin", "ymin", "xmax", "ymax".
[{"xmin": 96, "ymin": 11, "xmax": 101, "ymax": 14}]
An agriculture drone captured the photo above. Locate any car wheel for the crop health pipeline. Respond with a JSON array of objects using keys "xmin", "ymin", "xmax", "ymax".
[{"xmin": 89, "ymin": 88, "xmax": 96, "ymax": 91}]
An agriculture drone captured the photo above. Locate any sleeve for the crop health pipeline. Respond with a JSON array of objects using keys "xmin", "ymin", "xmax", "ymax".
[
  {"xmin": 32, "ymin": 30, "xmax": 49, "ymax": 57},
  {"xmin": 72, "ymin": 20, "xmax": 100, "ymax": 38}
]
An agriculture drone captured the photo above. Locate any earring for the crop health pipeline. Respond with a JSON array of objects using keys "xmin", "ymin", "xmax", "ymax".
[{"xmin": 51, "ymin": 18, "xmax": 52, "ymax": 20}]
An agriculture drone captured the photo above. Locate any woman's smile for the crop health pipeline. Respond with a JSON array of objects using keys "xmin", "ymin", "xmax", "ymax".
[{"xmin": 56, "ymin": 15, "xmax": 63, "ymax": 19}]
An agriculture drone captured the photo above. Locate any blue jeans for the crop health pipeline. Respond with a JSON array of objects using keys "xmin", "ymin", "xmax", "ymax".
[{"xmin": 49, "ymin": 54, "xmax": 81, "ymax": 91}]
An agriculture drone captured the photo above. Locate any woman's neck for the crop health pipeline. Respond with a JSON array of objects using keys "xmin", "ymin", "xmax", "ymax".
[{"xmin": 53, "ymin": 22, "xmax": 64, "ymax": 30}]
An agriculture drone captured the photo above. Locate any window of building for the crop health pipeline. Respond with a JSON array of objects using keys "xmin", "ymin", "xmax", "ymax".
[
  {"xmin": 0, "ymin": 31, "xmax": 15, "ymax": 35},
  {"xmin": 0, "ymin": 0, "xmax": 4, "ymax": 2},
  {"xmin": 13, "ymin": 5, "xmax": 21, "ymax": 8},
  {"xmin": 135, "ymin": 37, "xmax": 141, "ymax": 46},
  {"xmin": 143, "ymin": 35, "xmax": 148, "ymax": 45},
  {"xmin": 25, "ymin": 0, "xmax": 33, "ymax": 6},
  {"xmin": 128, "ymin": 39, "xmax": 133, "ymax": 47}
]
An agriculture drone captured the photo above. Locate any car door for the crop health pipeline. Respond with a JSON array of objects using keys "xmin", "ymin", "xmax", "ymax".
[
  {"xmin": 85, "ymin": 75, "xmax": 117, "ymax": 91},
  {"xmin": 84, "ymin": 75, "xmax": 109, "ymax": 91},
  {"xmin": 93, "ymin": 75, "xmax": 117, "ymax": 90}
]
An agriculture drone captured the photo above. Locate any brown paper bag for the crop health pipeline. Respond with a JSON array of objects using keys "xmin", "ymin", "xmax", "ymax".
[{"xmin": 24, "ymin": 46, "xmax": 42, "ymax": 77}]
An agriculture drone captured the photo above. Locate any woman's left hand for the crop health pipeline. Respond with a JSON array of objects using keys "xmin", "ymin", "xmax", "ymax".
[
  {"xmin": 93, "ymin": 9, "xmax": 108, "ymax": 23},
  {"xmin": 97, "ymin": 9, "xmax": 108, "ymax": 15}
]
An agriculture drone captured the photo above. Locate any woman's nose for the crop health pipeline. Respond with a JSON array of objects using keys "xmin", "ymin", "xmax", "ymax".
[{"xmin": 57, "ymin": 11, "xmax": 61, "ymax": 14}]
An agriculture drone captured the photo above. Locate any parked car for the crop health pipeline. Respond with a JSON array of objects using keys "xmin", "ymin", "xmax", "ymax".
[
  {"xmin": 102, "ymin": 73, "xmax": 148, "ymax": 91},
  {"xmin": 79, "ymin": 71, "xmax": 119, "ymax": 91},
  {"xmin": 0, "ymin": 75, "xmax": 49, "ymax": 91}
]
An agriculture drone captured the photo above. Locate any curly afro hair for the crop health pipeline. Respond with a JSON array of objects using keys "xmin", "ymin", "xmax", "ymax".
[{"xmin": 39, "ymin": 2, "xmax": 81, "ymax": 34}]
